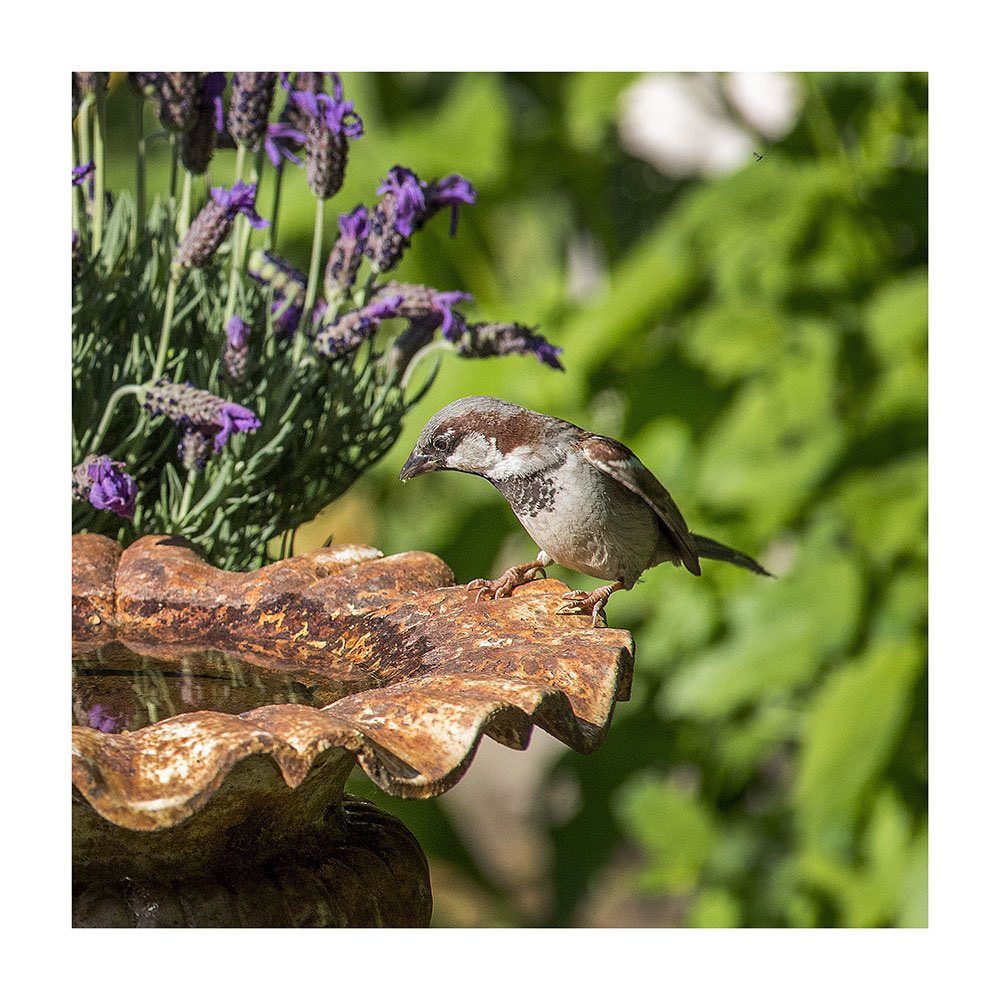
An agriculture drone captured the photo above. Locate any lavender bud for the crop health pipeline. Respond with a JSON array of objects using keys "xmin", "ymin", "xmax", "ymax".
[
  {"xmin": 324, "ymin": 205, "xmax": 369, "ymax": 297},
  {"xmin": 223, "ymin": 315, "xmax": 251, "ymax": 381},
  {"xmin": 72, "ymin": 454, "xmax": 138, "ymax": 520},
  {"xmin": 155, "ymin": 73, "xmax": 201, "ymax": 133},
  {"xmin": 373, "ymin": 282, "xmax": 471, "ymax": 338},
  {"xmin": 178, "ymin": 427, "xmax": 214, "ymax": 470},
  {"xmin": 279, "ymin": 72, "xmax": 337, "ymax": 133},
  {"xmin": 306, "ymin": 120, "xmax": 347, "ymax": 199},
  {"xmin": 180, "ymin": 73, "xmax": 227, "ymax": 175},
  {"xmin": 143, "ymin": 379, "xmax": 262, "ymax": 452},
  {"xmin": 174, "ymin": 181, "xmax": 267, "ymax": 269},
  {"xmin": 228, "ymin": 72, "xmax": 277, "ymax": 149},
  {"xmin": 366, "ymin": 166, "xmax": 425, "ymax": 272},
  {"xmin": 455, "ymin": 322, "xmax": 565, "ymax": 371},
  {"xmin": 315, "ymin": 298, "xmax": 401, "ymax": 360},
  {"xmin": 290, "ymin": 90, "xmax": 363, "ymax": 200}
]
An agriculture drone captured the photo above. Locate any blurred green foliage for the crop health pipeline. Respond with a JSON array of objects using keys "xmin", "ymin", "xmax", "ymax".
[{"xmin": 104, "ymin": 71, "xmax": 927, "ymax": 926}]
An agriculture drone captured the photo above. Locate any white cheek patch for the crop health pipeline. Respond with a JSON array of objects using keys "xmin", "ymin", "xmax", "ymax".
[
  {"xmin": 446, "ymin": 435, "xmax": 549, "ymax": 477},
  {"xmin": 447, "ymin": 432, "xmax": 502, "ymax": 472}
]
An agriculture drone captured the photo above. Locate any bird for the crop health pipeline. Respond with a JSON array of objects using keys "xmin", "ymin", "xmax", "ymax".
[{"xmin": 399, "ymin": 396, "xmax": 771, "ymax": 626}]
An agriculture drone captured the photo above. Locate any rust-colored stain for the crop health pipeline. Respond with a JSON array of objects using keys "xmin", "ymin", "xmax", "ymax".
[{"xmin": 72, "ymin": 534, "xmax": 635, "ymax": 831}]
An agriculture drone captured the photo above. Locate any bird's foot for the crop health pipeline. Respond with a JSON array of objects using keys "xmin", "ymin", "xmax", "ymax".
[
  {"xmin": 467, "ymin": 561, "xmax": 548, "ymax": 602},
  {"xmin": 555, "ymin": 581, "xmax": 624, "ymax": 627}
]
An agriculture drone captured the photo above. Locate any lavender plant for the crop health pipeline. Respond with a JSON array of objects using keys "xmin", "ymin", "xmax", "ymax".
[{"xmin": 72, "ymin": 71, "xmax": 563, "ymax": 571}]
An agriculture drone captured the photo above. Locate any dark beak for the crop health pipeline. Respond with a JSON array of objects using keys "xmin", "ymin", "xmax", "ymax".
[{"xmin": 399, "ymin": 450, "xmax": 437, "ymax": 482}]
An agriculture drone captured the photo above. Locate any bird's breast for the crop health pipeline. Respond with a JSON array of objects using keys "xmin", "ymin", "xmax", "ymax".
[{"xmin": 492, "ymin": 452, "xmax": 659, "ymax": 585}]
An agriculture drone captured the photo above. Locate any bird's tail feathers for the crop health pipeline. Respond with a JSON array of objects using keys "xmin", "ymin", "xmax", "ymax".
[{"xmin": 691, "ymin": 533, "xmax": 773, "ymax": 577}]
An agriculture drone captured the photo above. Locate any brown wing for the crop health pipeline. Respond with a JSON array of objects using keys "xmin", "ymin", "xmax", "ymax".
[{"xmin": 577, "ymin": 434, "xmax": 702, "ymax": 576}]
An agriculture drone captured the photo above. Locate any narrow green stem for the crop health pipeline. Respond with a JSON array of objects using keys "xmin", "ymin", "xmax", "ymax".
[
  {"xmin": 177, "ymin": 170, "xmax": 193, "ymax": 239},
  {"xmin": 92, "ymin": 74, "xmax": 107, "ymax": 255},
  {"xmin": 135, "ymin": 93, "xmax": 147, "ymax": 244},
  {"xmin": 169, "ymin": 134, "xmax": 179, "ymax": 200},
  {"xmin": 268, "ymin": 166, "xmax": 284, "ymax": 249},
  {"xmin": 295, "ymin": 196, "xmax": 326, "ymax": 364},
  {"xmin": 223, "ymin": 145, "xmax": 248, "ymax": 323},
  {"xmin": 153, "ymin": 271, "xmax": 181, "ymax": 381},
  {"xmin": 76, "ymin": 94, "xmax": 94, "ymax": 247},
  {"xmin": 71, "ymin": 130, "xmax": 82, "ymax": 244},
  {"xmin": 90, "ymin": 383, "xmax": 142, "ymax": 454},
  {"xmin": 400, "ymin": 340, "xmax": 452, "ymax": 391}
]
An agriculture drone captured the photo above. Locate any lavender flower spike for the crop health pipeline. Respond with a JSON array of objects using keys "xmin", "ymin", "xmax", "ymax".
[
  {"xmin": 315, "ymin": 297, "xmax": 402, "ymax": 360},
  {"xmin": 143, "ymin": 380, "xmax": 261, "ymax": 453},
  {"xmin": 72, "ymin": 455, "xmax": 138, "ymax": 520},
  {"xmin": 455, "ymin": 322, "xmax": 565, "ymax": 371},
  {"xmin": 366, "ymin": 166, "xmax": 426, "ymax": 272},
  {"xmin": 291, "ymin": 86, "xmax": 364, "ymax": 199},
  {"xmin": 174, "ymin": 181, "xmax": 268, "ymax": 269},
  {"xmin": 180, "ymin": 73, "xmax": 227, "ymax": 175},
  {"xmin": 324, "ymin": 205, "xmax": 370, "ymax": 296},
  {"xmin": 228, "ymin": 72, "xmax": 278, "ymax": 149},
  {"xmin": 223, "ymin": 315, "xmax": 252, "ymax": 381}
]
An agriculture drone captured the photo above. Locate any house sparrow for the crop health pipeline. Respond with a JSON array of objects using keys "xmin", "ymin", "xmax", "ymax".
[{"xmin": 400, "ymin": 396, "xmax": 771, "ymax": 626}]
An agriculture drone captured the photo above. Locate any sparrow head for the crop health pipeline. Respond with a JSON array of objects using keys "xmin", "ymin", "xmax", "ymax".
[{"xmin": 399, "ymin": 395, "xmax": 563, "ymax": 481}]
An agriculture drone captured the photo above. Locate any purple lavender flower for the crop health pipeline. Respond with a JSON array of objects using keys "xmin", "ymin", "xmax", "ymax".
[
  {"xmin": 214, "ymin": 402, "xmax": 261, "ymax": 451},
  {"xmin": 426, "ymin": 174, "xmax": 478, "ymax": 236},
  {"xmin": 365, "ymin": 167, "xmax": 475, "ymax": 272},
  {"xmin": 324, "ymin": 205, "xmax": 370, "ymax": 296},
  {"xmin": 143, "ymin": 380, "xmax": 262, "ymax": 454},
  {"xmin": 315, "ymin": 297, "xmax": 402, "ymax": 360},
  {"xmin": 174, "ymin": 182, "xmax": 268, "ymax": 268},
  {"xmin": 228, "ymin": 72, "xmax": 278, "ymax": 149},
  {"xmin": 454, "ymin": 322, "xmax": 565, "ymax": 371},
  {"xmin": 263, "ymin": 122, "xmax": 306, "ymax": 168},
  {"xmin": 223, "ymin": 315, "xmax": 252, "ymax": 381},
  {"xmin": 372, "ymin": 282, "xmax": 471, "ymax": 337},
  {"xmin": 291, "ymin": 86, "xmax": 364, "ymax": 199},
  {"xmin": 72, "ymin": 162, "xmax": 95, "ymax": 186},
  {"xmin": 72, "ymin": 455, "xmax": 138, "ymax": 519},
  {"xmin": 378, "ymin": 166, "xmax": 427, "ymax": 238},
  {"xmin": 212, "ymin": 181, "xmax": 268, "ymax": 228},
  {"xmin": 180, "ymin": 73, "xmax": 227, "ymax": 175},
  {"xmin": 155, "ymin": 73, "xmax": 201, "ymax": 133},
  {"xmin": 289, "ymin": 89, "xmax": 363, "ymax": 138}
]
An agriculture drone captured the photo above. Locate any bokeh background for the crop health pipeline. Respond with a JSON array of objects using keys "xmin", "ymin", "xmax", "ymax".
[{"xmin": 104, "ymin": 71, "xmax": 928, "ymax": 927}]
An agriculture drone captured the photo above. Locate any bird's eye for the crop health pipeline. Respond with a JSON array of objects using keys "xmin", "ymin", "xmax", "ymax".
[{"xmin": 431, "ymin": 435, "xmax": 449, "ymax": 453}]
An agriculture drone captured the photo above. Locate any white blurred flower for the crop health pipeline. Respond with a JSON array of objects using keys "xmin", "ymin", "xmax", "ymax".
[
  {"xmin": 724, "ymin": 72, "xmax": 803, "ymax": 139},
  {"xmin": 618, "ymin": 72, "xmax": 803, "ymax": 178}
]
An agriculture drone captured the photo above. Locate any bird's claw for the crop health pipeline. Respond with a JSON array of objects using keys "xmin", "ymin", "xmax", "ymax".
[
  {"xmin": 555, "ymin": 587, "xmax": 615, "ymax": 627},
  {"xmin": 466, "ymin": 563, "xmax": 545, "ymax": 602}
]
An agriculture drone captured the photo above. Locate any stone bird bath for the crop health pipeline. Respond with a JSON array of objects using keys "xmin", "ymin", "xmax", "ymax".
[{"xmin": 72, "ymin": 533, "xmax": 634, "ymax": 927}]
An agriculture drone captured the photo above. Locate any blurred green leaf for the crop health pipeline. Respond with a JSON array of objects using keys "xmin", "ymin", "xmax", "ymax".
[
  {"xmin": 616, "ymin": 772, "xmax": 716, "ymax": 893},
  {"xmin": 663, "ymin": 523, "xmax": 864, "ymax": 719},
  {"xmin": 690, "ymin": 888, "xmax": 742, "ymax": 928},
  {"xmin": 832, "ymin": 453, "xmax": 928, "ymax": 566},
  {"xmin": 695, "ymin": 321, "xmax": 845, "ymax": 529},
  {"xmin": 794, "ymin": 639, "xmax": 924, "ymax": 849},
  {"xmin": 563, "ymin": 73, "xmax": 639, "ymax": 151}
]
